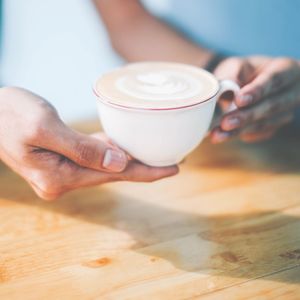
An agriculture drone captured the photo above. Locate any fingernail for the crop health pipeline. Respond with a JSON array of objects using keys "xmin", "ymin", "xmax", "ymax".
[
  {"xmin": 225, "ymin": 116, "xmax": 241, "ymax": 130},
  {"xmin": 103, "ymin": 149, "xmax": 127, "ymax": 172},
  {"xmin": 239, "ymin": 94, "xmax": 253, "ymax": 106},
  {"xmin": 212, "ymin": 131, "xmax": 230, "ymax": 144}
]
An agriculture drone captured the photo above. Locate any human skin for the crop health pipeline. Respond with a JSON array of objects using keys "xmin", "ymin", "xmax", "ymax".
[
  {"xmin": 0, "ymin": 87, "xmax": 178, "ymax": 200},
  {"xmin": 211, "ymin": 56, "xmax": 300, "ymax": 143},
  {"xmin": 93, "ymin": 0, "xmax": 213, "ymax": 66},
  {"xmin": 95, "ymin": 0, "xmax": 300, "ymax": 143}
]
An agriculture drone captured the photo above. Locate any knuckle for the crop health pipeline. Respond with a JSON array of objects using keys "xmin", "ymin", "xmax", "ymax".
[
  {"xmin": 25, "ymin": 123, "xmax": 48, "ymax": 143},
  {"xmin": 237, "ymin": 60, "xmax": 254, "ymax": 84},
  {"xmin": 223, "ymin": 57, "xmax": 243, "ymax": 66},
  {"xmin": 250, "ymin": 83, "xmax": 264, "ymax": 101},
  {"xmin": 267, "ymin": 57, "xmax": 299, "ymax": 90},
  {"xmin": 243, "ymin": 109, "xmax": 255, "ymax": 124},
  {"xmin": 235, "ymin": 110, "xmax": 250, "ymax": 123},
  {"xmin": 30, "ymin": 171, "xmax": 63, "ymax": 200},
  {"xmin": 265, "ymin": 98, "xmax": 281, "ymax": 115},
  {"xmin": 270, "ymin": 72, "xmax": 284, "ymax": 90},
  {"xmin": 215, "ymin": 57, "xmax": 243, "ymax": 76},
  {"xmin": 24, "ymin": 113, "xmax": 56, "ymax": 144},
  {"xmin": 276, "ymin": 57, "xmax": 295, "ymax": 68},
  {"xmin": 74, "ymin": 141, "xmax": 98, "ymax": 166}
]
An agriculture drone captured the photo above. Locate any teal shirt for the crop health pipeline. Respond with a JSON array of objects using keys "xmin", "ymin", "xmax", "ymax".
[
  {"xmin": 151, "ymin": 0, "xmax": 300, "ymax": 122},
  {"xmin": 162, "ymin": 0, "xmax": 300, "ymax": 58}
]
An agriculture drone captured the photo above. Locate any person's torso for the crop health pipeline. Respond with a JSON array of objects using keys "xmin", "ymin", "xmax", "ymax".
[
  {"xmin": 145, "ymin": 0, "xmax": 300, "ymax": 58},
  {"xmin": 2, "ymin": 0, "xmax": 300, "ymax": 121},
  {"xmin": 144, "ymin": 0, "xmax": 300, "ymax": 124}
]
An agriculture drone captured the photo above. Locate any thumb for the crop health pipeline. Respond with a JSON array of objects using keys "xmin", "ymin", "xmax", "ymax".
[
  {"xmin": 213, "ymin": 57, "xmax": 256, "ymax": 112},
  {"xmin": 40, "ymin": 123, "xmax": 128, "ymax": 172},
  {"xmin": 214, "ymin": 57, "xmax": 255, "ymax": 87}
]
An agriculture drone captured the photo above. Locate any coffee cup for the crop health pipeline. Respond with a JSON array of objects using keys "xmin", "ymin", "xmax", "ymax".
[{"xmin": 94, "ymin": 62, "xmax": 239, "ymax": 167}]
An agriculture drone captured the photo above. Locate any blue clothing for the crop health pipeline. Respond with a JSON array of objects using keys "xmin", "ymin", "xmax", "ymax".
[
  {"xmin": 161, "ymin": 0, "xmax": 300, "ymax": 58},
  {"xmin": 2, "ymin": 0, "xmax": 300, "ymax": 121},
  {"xmin": 148, "ymin": 0, "xmax": 300, "ymax": 123}
]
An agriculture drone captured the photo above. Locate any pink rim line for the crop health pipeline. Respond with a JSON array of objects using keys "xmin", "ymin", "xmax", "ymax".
[{"xmin": 93, "ymin": 84, "xmax": 220, "ymax": 112}]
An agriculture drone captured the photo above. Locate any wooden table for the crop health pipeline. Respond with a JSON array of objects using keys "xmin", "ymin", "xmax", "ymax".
[{"xmin": 1, "ymin": 121, "xmax": 300, "ymax": 300}]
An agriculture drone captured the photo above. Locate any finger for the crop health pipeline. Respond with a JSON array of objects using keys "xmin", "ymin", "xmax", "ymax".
[
  {"xmin": 236, "ymin": 58, "xmax": 300, "ymax": 107},
  {"xmin": 211, "ymin": 125, "xmax": 275, "ymax": 144},
  {"xmin": 210, "ymin": 127, "xmax": 235, "ymax": 144},
  {"xmin": 120, "ymin": 162, "xmax": 179, "ymax": 182},
  {"xmin": 72, "ymin": 162, "xmax": 179, "ymax": 187},
  {"xmin": 214, "ymin": 57, "xmax": 256, "ymax": 88},
  {"xmin": 213, "ymin": 57, "xmax": 256, "ymax": 114},
  {"xmin": 220, "ymin": 84, "xmax": 300, "ymax": 131},
  {"xmin": 211, "ymin": 112, "xmax": 293, "ymax": 144},
  {"xmin": 26, "ymin": 159, "xmax": 112, "ymax": 200},
  {"xmin": 242, "ymin": 112, "xmax": 294, "ymax": 133},
  {"xmin": 36, "ymin": 123, "xmax": 128, "ymax": 173},
  {"xmin": 29, "ymin": 160, "xmax": 179, "ymax": 200},
  {"xmin": 240, "ymin": 130, "xmax": 276, "ymax": 143},
  {"xmin": 239, "ymin": 112, "xmax": 293, "ymax": 143}
]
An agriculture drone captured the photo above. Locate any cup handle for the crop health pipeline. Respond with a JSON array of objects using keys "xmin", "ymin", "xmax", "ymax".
[
  {"xmin": 210, "ymin": 80, "xmax": 240, "ymax": 130},
  {"xmin": 217, "ymin": 79, "xmax": 240, "ymax": 112}
]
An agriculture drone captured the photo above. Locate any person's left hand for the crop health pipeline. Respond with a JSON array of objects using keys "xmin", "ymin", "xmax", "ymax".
[
  {"xmin": 0, "ymin": 87, "xmax": 179, "ymax": 200},
  {"xmin": 210, "ymin": 56, "xmax": 300, "ymax": 143}
]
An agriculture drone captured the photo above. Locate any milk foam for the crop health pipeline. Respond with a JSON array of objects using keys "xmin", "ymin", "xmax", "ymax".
[
  {"xmin": 116, "ymin": 70, "xmax": 203, "ymax": 101},
  {"xmin": 95, "ymin": 62, "xmax": 219, "ymax": 109}
]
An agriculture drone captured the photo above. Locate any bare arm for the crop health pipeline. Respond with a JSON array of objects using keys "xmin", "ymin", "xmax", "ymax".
[{"xmin": 93, "ymin": 0, "xmax": 213, "ymax": 67}]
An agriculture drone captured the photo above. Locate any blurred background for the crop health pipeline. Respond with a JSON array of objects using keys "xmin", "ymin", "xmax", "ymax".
[
  {"xmin": 0, "ymin": 0, "xmax": 169, "ymax": 122},
  {"xmin": 1, "ymin": 0, "xmax": 299, "ymax": 122}
]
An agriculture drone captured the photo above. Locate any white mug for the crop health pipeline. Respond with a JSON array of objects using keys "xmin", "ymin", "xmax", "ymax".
[{"xmin": 95, "ymin": 71, "xmax": 239, "ymax": 167}]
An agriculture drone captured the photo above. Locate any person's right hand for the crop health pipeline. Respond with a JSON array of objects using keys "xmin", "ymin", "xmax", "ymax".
[
  {"xmin": 211, "ymin": 56, "xmax": 300, "ymax": 143},
  {"xmin": 0, "ymin": 87, "xmax": 178, "ymax": 200}
]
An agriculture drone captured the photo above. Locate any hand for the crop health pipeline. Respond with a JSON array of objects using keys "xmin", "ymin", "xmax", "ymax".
[
  {"xmin": 0, "ymin": 87, "xmax": 178, "ymax": 200},
  {"xmin": 210, "ymin": 56, "xmax": 300, "ymax": 143}
]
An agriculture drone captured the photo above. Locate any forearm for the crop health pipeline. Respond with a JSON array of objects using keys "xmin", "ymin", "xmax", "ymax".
[{"xmin": 93, "ymin": 0, "xmax": 213, "ymax": 67}]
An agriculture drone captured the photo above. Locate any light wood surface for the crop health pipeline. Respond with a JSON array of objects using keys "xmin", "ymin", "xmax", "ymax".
[{"xmin": 1, "ymin": 121, "xmax": 300, "ymax": 300}]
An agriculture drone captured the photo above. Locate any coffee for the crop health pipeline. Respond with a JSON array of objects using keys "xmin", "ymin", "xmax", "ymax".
[
  {"xmin": 95, "ymin": 62, "xmax": 219, "ymax": 109},
  {"xmin": 95, "ymin": 62, "xmax": 239, "ymax": 166}
]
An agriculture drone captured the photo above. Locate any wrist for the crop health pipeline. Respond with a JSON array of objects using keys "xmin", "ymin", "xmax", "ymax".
[{"xmin": 205, "ymin": 53, "xmax": 228, "ymax": 73}]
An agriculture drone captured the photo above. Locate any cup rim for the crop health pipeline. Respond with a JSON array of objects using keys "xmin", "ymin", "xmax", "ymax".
[{"xmin": 93, "ymin": 83, "xmax": 220, "ymax": 112}]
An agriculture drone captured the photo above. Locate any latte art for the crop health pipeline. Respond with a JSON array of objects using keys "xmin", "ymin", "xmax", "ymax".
[
  {"xmin": 95, "ymin": 62, "xmax": 219, "ymax": 109},
  {"xmin": 116, "ymin": 71, "xmax": 203, "ymax": 101}
]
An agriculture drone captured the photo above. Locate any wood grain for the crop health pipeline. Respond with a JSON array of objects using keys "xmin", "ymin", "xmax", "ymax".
[{"xmin": 0, "ymin": 122, "xmax": 300, "ymax": 300}]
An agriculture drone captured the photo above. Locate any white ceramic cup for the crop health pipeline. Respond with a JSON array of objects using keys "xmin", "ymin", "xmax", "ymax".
[{"xmin": 95, "ymin": 69, "xmax": 239, "ymax": 167}]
